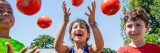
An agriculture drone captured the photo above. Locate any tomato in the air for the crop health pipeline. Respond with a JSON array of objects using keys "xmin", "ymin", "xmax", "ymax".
[
  {"xmin": 16, "ymin": 0, "xmax": 41, "ymax": 15},
  {"xmin": 72, "ymin": 0, "xmax": 83, "ymax": 7},
  {"xmin": 101, "ymin": 0, "xmax": 120, "ymax": 16},
  {"xmin": 37, "ymin": 16, "xmax": 52, "ymax": 29}
]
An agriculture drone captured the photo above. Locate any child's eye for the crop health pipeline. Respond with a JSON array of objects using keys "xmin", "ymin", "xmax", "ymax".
[
  {"xmin": 73, "ymin": 26, "xmax": 77, "ymax": 29},
  {"xmin": 0, "ymin": 9, "xmax": 3, "ymax": 13},
  {"xmin": 136, "ymin": 24, "xmax": 141, "ymax": 26},
  {"xmin": 127, "ymin": 25, "xmax": 132, "ymax": 28},
  {"xmin": 81, "ymin": 26, "xmax": 84, "ymax": 29},
  {"xmin": 8, "ymin": 11, "xmax": 13, "ymax": 14}
]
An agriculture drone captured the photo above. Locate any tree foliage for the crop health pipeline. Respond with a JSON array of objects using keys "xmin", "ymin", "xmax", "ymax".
[
  {"xmin": 101, "ymin": 48, "xmax": 117, "ymax": 53},
  {"xmin": 30, "ymin": 35, "xmax": 54, "ymax": 48}
]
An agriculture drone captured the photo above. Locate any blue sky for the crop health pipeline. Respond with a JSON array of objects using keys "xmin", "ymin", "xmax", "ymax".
[{"xmin": 8, "ymin": 0, "xmax": 124, "ymax": 51}]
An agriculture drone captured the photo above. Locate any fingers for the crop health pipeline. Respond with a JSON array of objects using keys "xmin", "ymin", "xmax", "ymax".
[
  {"xmin": 62, "ymin": 0, "xmax": 65, "ymax": 3},
  {"xmin": 85, "ymin": 12, "xmax": 92, "ymax": 19},
  {"xmin": 34, "ymin": 49, "xmax": 40, "ymax": 53},
  {"xmin": 19, "ymin": 47, "xmax": 27, "ymax": 53},
  {"xmin": 86, "ymin": 0, "xmax": 96, "ymax": 15},
  {"xmin": 5, "ymin": 42, "xmax": 14, "ymax": 53},
  {"xmin": 29, "ymin": 47, "xmax": 38, "ymax": 53},
  {"xmin": 62, "ymin": 1, "xmax": 70, "ymax": 15},
  {"xmin": 67, "ymin": 8, "xmax": 70, "ymax": 13},
  {"xmin": 85, "ymin": 1, "xmax": 96, "ymax": 23},
  {"xmin": 93, "ymin": 0, "xmax": 96, "ymax": 7},
  {"xmin": 86, "ymin": 7, "xmax": 94, "ymax": 18},
  {"xmin": 62, "ymin": 1, "xmax": 67, "ymax": 13},
  {"xmin": 92, "ymin": 1, "xmax": 96, "ymax": 14},
  {"xmin": 67, "ymin": 8, "xmax": 71, "ymax": 15},
  {"xmin": 85, "ymin": 12, "xmax": 89, "ymax": 16},
  {"xmin": 87, "ymin": 6, "xmax": 92, "ymax": 13},
  {"xmin": 62, "ymin": 0, "xmax": 66, "ymax": 6}
]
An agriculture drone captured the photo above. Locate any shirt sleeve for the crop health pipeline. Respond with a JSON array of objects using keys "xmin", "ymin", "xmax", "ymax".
[{"xmin": 118, "ymin": 47, "xmax": 124, "ymax": 53}]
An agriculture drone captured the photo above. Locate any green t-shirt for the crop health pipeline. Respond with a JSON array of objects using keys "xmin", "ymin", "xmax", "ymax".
[{"xmin": 0, "ymin": 38, "xmax": 24, "ymax": 53}]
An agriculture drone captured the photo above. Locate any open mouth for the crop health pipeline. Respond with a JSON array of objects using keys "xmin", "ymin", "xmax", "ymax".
[{"xmin": 75, "ymin": 34, "xmax": 83, "ymax": 37}]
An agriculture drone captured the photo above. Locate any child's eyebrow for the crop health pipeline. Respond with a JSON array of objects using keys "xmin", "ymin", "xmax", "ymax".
[
  {"xmin": 0, "ymin": 5, "xmax": 12, "ymax": 10},
  {"xmin": 8, "ymin": 7, "xmax": 12, "ymax": 10}
]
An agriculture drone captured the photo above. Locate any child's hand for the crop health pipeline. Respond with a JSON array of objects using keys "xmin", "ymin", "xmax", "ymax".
[
  {"xmin": 5, "ymin": 42, "xmax": 39, "ymax": 53},
  {"xmin": 62, "ymin": 1, "xmax": 71, "ymax": 24},
  {"xmin": 85, "ymin": 0, "xmax": 96, "ymax": 25}
]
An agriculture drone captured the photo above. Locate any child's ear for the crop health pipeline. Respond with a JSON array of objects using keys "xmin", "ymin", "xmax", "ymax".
[{"xmin": 146, "ymin": 24, "xmax": 150, "ymax": 31}]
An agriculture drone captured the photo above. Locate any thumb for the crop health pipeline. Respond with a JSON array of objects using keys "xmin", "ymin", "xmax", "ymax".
[
  {"xmin": 19, "ymin": 47, "xmax": 27, "ymax": 53},
  {"xmin": 5, "ymin": 42, "xmax": 14, "ymax": 53}
]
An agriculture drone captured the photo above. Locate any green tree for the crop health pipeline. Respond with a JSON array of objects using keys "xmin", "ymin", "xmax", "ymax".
[
  {"xmin": 101, "ymin": 48, "xmax": 117, "ymax": 53},
  {"xmin": 121, "ymin": 0, "xmax": 160, "ymax": 45},
  {"xmin": 30, "ymin": 35, "xmax": 54, "ymax": 48}
]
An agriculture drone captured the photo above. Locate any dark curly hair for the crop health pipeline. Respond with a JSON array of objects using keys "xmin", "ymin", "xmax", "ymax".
[{"xmin": 123, "ymin": 7, "xmax": 150, "ymax": 26}]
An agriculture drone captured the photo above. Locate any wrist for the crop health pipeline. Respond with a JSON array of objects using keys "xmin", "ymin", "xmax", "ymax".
[{"xmin": 90, "ymin": 21, "xmax": 97, "ymax": 28}]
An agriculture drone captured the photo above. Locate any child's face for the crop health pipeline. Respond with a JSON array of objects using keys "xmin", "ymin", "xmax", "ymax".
[
  {"xmin": 0, "ymin": 2, "xmax": 15, "ymax": 28},
  {"xmin": 71, "ymin": 22, "xmax": 89, "ymax": 43},
  {"xmin": 125, "ymin": 20, "xmax": 149, "ymax": 41}
]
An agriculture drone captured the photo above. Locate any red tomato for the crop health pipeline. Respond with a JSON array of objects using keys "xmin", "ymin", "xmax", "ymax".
[
  {"xmin": 16, "ymin": 0, "xmax": 41, "ymax": 15},
  {"xmin": 37, "ymin": 16, "xmax": 52, "ymax": 29},
  {"xmin": 72, "ymin": 0, "xmax": 83, "ymax": 7},
  {"xmin": 101, "ymin": 0, "xmax": 120, "ymax": 16}
]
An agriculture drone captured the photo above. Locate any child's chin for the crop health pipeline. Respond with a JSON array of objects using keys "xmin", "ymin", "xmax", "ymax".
[
  {"xmin": 130, "ymin": 38, "xmax": 140, "ymax": 41},
  {"xmin": 3, "ymin": 23, "xmax": 12, "ymax": 27},
  {"xmin": 74, "ymin": 39, "xmax": 84, "ymax": 42}
]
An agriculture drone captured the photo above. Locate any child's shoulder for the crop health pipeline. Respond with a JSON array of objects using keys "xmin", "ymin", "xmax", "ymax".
[
  {"xmin": 146, "ymin": 43, "xmax": 160, "ymax": 49},
  {"xmin": 118, "ymin": 45, "xmax": 128, "ymax": 53},
  {"xmin": 118, "ymin": 45, "xmax": 130, "ymax": 51},
  {"xmin": 146, "ymin": 43, "xmax": 160, "ymax": 52}
]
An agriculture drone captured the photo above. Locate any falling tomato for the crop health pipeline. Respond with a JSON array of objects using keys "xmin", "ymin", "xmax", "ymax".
[
  {"xmin": 71, "ymin": 0, "xmax": 84, "ymax": 7},
  {"xmin": 16, "ymin": 0, "xmax": 41, "ymax": 15},
  {"xmin": 101, "ymin": 0, "xmax": 120, "ymax": 16},
  {"xmin": 37, "ymin": 16, "xmax": 52, "ymax": 29}
]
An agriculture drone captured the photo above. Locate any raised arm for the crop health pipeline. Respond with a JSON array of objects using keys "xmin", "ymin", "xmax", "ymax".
[
  {"xmin": 54, "ymin": 1, "xmax": 71, "ymax": 53},
  {"xmin": 85, "ymin": 1, "xmax": 104, "ymax": 53}
]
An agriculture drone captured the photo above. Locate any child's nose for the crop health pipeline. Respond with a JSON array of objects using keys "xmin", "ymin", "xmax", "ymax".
[
  {"xmin": 131, "ymin": 26, "xmax": 136, "ymax": 31},
  {"xmin": 77, "ymin": 26, "xmax": 81, "ymax": 29},
  {"xmin": 3, "ymin": 12, "xmax": 9, "ymax": 17},
  {"xmin": 77, "ymin": 27, "xmax": 81, "ymax": 30},
  {"xmin": 76, "ymin": 27, "xmax": 83, "ymax": 31},
  {"xmin": 76, "ymin": 29, "xmax": 83, "ymax": 33}
]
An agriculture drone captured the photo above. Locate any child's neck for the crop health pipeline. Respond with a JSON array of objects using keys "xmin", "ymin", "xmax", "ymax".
[
  {"xmin": 0, "ymin": 28, "xmax": 10, "ymax": 38},
  {"xmin": 129, "ymin": 39, "xmax": 146, "ymax": 48},
  {"xmin": 74, "ymin": 42, "xmax": 86, "ymax": 49}
]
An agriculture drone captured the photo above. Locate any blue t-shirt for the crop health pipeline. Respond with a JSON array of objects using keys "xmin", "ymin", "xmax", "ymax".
[{"xmin": 69, "ymin": 44, "xmax": 89, "ymax": 53}]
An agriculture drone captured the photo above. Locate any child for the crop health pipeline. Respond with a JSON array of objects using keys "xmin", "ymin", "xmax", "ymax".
[
  {"xmin": 118, "ymin": 7, "xmax": 160, "ymax": 53},
  {"xmin": 54, "ymin": 1, "xmax": 104, "ymax": 53},
  {"xmin": 0, "ymin": 0, "xmax": 38, "ymax": 53}
]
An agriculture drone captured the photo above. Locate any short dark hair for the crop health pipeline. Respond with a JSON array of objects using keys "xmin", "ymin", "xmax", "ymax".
[
  {"xmin": 0, "ymin": 0, "xmax": 8, "ymax": 4},
  {"xmin": 0, "ymin": 0, "xmax": 6, "ymax": 1},
  {"xmin": 69, "ymin": 18, "xmax": 90, "ymax": 43},
  {"xmin": 123, "ymin": 7, "xmax": 150, "ymax": 26},
  {"xmin": 0, "ymin": 0, "xmax": 12, "ymax": 10}
]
